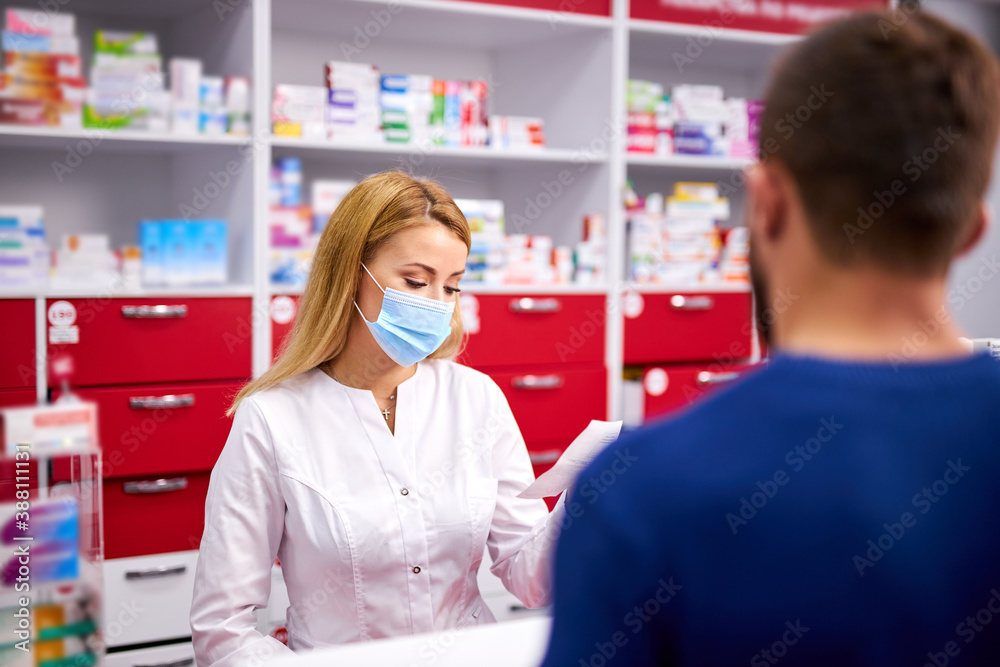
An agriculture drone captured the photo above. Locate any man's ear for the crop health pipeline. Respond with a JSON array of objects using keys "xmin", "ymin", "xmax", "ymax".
[
  {"xmin": 955, "ymin": 203, "xmax": 990, "ymax": 258},
  {"xmin": 745, "ymin": 161, "xmax": 789, "ymax": 243}
]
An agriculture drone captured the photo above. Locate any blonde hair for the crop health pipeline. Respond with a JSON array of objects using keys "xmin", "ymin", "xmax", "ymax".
[{"xmin": 227, "ymin": 171, "xmax": 471, "ymax": 416}]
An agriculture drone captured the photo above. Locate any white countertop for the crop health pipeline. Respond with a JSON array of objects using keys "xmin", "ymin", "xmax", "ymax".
[{"xmin": 268, "ymin": 616, "xmax": 552, "ymax": 667}]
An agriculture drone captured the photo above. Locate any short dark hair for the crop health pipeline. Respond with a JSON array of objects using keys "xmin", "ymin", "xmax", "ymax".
[{"xmin": 759, "ymin": 9, "xmax": 1000, "ymax": 276}]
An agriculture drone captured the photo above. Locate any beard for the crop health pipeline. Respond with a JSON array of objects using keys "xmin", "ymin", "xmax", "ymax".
[{"xmin": 749, "ymin": 241, "xmax": 772, "ymax": 351}]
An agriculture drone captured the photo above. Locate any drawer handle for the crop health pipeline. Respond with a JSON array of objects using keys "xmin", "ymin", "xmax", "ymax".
[
  {"xmin": 529, "ymin": 449, "xmax": 562, "ymax": 465},
  {"xmin": 669, "ymin": 295, "xmax": 714, "ymax": 311},
  {"xmin": 121, "ymin": 304, "xmax": 188, "ymax": 319},
  {"xmin": 509, "ymin": 297, "xmax": 561, "ymax": 313},
  {"xmin": 133, "ymin": 660, "xmax": 194, "ymax": 667},
  {"xmin": 124, "ymin": 565, "xmax": 188, "ymax": 580},
  {"xmin": 123, "ymin": 478, "xmax": 188, "ymax": 495},
  {"xmin": 129, "ymin": 394, "xmax": 195, "ymax": 410},
  {"xmin": 512, "ymin": 374, "xmax": 564, "ymax": 390},
  {"xmin": 696, "ymin": 371, "xmax": 741, "ymax": 386},
  {"xmin": 509, "ymin": 604, "xmax": 534, "ymax": 613}
]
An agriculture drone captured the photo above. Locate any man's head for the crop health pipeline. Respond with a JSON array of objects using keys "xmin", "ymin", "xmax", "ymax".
[{"xmin": 747, "ymin": 9, "xmax": 1000, "ymax": 345}]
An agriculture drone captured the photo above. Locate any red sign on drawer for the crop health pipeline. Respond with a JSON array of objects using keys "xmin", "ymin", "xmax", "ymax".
[
  {"xmin": 46, "ymin": 298, "xmax": 252, "ymax": 386},
  {"xmin": 631, "ymin": 0, "xmax": 886, "ymax": 35},
  {"xmin": 0, "ymin": 299, "xmax": 36, "ymax": 389},
  {"xmin": 54, "ymin": 381, "xmax": 240, "ymax": 479},
  {"xmin": 459, "ymin": 294, "xmax": 606, "ymax": 369},
  {"xmin": 103, "ymin": 472, "xmax": 210, "ymax": 559},
  {"xmin": 623, "ymin": 291, "xmax": 752, "ymax": 365},
  {"xmin": 486, "ymin": 365, "xmax": 606, "ymax": 443},
  {"xmin": 270, "ymin": 294, "xmax": 300, "ymax": 362}
]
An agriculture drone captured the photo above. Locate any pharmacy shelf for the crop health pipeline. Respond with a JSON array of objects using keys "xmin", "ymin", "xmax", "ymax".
[
  {"xmin": 0, "ymin": 285, "xmax": 257, "ymax": 300},
  {"xmin": 273, "ymin": 0, "xmax": 612, "ymax": 50},
  {"xmin": 626, "ymin": 153, "xmax": 754, "ymax": 171},
  {"xmin": 0, "ymin": 126, "xmax": 248, "ymax": 154},
  {"xmin": 270, "ymin": 136, "xmax": 609, "ymax": 166}
]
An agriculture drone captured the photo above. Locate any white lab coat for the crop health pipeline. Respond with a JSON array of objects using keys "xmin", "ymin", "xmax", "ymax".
[{"xmin": 190, "ymin": 359, "xmax": 565, "ymax": 667}]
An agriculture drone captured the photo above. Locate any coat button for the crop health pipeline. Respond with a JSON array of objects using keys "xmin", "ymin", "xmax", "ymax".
[
  {"xmin": 400, "ymin": 488, "xmax": 409, "ymax": 496},
  {"xmin": 412, "ymin": 566, "xmax": 421, "ymax": 574}
]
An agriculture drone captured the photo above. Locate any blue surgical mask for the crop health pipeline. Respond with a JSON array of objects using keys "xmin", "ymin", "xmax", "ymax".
[{"xmin": 355, "ymin": 263, "xmax": 456, "ymax": 367}]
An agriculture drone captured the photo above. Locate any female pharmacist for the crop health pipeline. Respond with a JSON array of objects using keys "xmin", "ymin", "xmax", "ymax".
[{"xmin": 190, "ymin": 171, "xmax": 565, "ymax": 666}]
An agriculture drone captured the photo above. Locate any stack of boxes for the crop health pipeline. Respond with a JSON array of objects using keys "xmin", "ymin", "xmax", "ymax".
[
  {"xmin": 272, "ymin": 84, "xmax": 326, "ymax": 139},
  {"xmin": 326, "ymin": 61, "xmax": 381, "ymax": 142},
  {"xmin": 628, "ymin": 182, "xmax": 740, "ymax": 285},
  {"xmin": 380, "ymin": 73, "xmax": 432, "ymax": 145},
  {"xmin": 488, "ymin": 115, "xmax": 545, "ymax": 150},
  {"xmin": 0, "ymin": 205, "xmax": 48, "ymax": 291},
  {"xmin": 84, "ymin": 31, "xmax": 167, "ymax": 131},
  {"xmin": 626, "ymin": 79, "xmax": 672, "ymax": 155},
  {"xmin": 0, "ymin": 8, "xmax": 84, "ymax": 128},
  {"xmin": 268, "ymin": 157, "xmax": 355, "ymax": 288},
  {"xmin": 457, "ymin": 199, "xmax": 600, "ymax": 286},
  {"xmin": 672, "ymin": 84, "xmax": 729, "ymax": 157},
  {"xmin": 272, "ymin": 62, "xmax": 541, "ymax": 150},
  {"xmin": 50, "ymin": 233, "xmax": 119, "ymax": 290},
  {"xmin": 138, "ymin": 220, "xmax": 228, "ymax": 287},
  {"xmin": 626, "ymin": 80, "xmax": 763, "ymax": 160},
  {"xmin": 460, "ymin": 199, "xmax": 506, "ymax": 283}
]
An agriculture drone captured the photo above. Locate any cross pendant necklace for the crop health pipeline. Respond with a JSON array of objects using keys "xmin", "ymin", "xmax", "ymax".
[{"xmin": 330, "ymin": 366, "xmax": 395, "ymax": 422}]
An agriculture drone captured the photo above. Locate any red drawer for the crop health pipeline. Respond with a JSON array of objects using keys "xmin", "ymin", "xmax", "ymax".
[
  {"xmin": 53, "ymin": 381, "xmax": 239, "ymax": 479},
  {"xmin": 270, "ymin": 295, "xmax": 300, "ymax": 362},
  {"xmin": 0, "ymin": 299, "xmax": 36, "ymax": 389},
  {"xmin": 623, "ymin": 291, "xmax": 752, "ymax": 365},
  {"xmin": 639, "ymin": 362, "xmax": 759, "ymax": 422},
  {"xmin": 487, "ymin": 365, "xmax": 606, "ymax": 443},
  {"xmin": 458, "ymin": 294, "xmax": 605, "ymax": 369},
  {"xmin": 46, "ymin": 297, "xmax": 252, "ymax": 386},
  {"xmin": 103, "ymin": 471, "xmax": 210, "ymax": 558}
]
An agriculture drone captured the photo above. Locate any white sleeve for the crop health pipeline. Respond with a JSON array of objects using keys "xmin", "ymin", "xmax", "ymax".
[
  {"xmin": 190, "ymin": 398, "xmax": 293, "ymax": 667},
  {"xmin": 485, "ymin": 383, "xmax": 568, "ymax": 609}
]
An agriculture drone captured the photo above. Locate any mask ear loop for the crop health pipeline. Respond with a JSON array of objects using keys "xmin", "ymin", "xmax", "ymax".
[
  {"xmin": 360, "ymin": 262, "xmax": 386, "ymax": 294},
  {"xmin": 355, "ymin": 263, "xmax": 386, "ymax": 323}
]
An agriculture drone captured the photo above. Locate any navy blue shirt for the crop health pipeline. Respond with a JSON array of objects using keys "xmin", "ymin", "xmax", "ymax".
[{"xmin": 541, "ymin": 353, "xmax": 1000, "ymax": 666}]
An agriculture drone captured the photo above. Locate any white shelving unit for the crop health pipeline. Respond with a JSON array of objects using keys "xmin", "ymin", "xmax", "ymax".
[{"xmin": 0, "ymin": 0, "xmax": 792, "ymax": 420}]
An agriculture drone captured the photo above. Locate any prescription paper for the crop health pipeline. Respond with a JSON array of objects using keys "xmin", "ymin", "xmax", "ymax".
[{"xmin": 518, "ymin": 420, "xmax": 623, "ymax": 499}]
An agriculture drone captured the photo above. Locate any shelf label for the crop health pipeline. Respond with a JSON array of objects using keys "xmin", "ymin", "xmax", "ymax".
[{"xmin": 49, "ymin": 325, "xmax": 79, "ymax": 345}]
